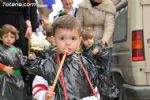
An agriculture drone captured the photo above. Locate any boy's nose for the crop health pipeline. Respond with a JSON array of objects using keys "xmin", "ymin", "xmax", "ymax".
[
  {"xmin": 65, "ymin": 39, "xmax": 71, "ymax": 45},
  {"xmin": 8, "ymin": 37, "xmax": 11, "ymax": 40}
]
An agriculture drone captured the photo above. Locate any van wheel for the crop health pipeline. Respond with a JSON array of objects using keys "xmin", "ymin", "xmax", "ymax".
[{"xmin": 113, "ymin": 73, "xmax": 129, "ymax": 100}]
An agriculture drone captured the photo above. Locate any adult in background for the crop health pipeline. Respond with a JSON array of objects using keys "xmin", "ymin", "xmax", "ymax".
[
  {"xmin": 54, "ymin": 0, "xmax": 78, "ymax": 20},
  {"xmin": 28, "ymin": 0, "xmax": 39, "ymax": 33},
  {"xmin": 77, "ymin": 0, "xmax": 116, "ymax": 76},
  {"xmin": 76, "ymin": 0, "xmax": 116, "ymax": 99}
]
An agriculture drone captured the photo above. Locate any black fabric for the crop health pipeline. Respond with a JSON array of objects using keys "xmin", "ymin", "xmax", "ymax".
[
  {"xmin": 31, "ymin": 47, "xmax": 57, "ymax": 59},
  {"xmin": 0, "ymin": 44, "xmax": 26, "ymax": 100},
  {"xmin": 0, "ymin": 0, "xmax": 30, "ymax": 56},
  {"xmin": 25, "ymin": 53, "xmax": 100, "ymax": 99},
  {"xmin": 0, "ymin": 75, "xmax": 25, "ymax": 100},
  {"xmin": 82, "ymin": 43, "xmax": 108, "ymax": 73},
  {"xmin": 0, "ymin": 2, "xmax": 34, "ymax": 99},
  {"xmin": 25, "ymin": 52, "xmax": 119, "ymax": 99},
  {"xmin": 82, "ymin": 44, "xmax": 119, "ymax": 98},
  {"xmin": 90, "ymin": 0, "xmax": 101, "ymax": 7},
  {"xmin": 29, "ymin": 0, "xmax": 39, "ymax": 32}
]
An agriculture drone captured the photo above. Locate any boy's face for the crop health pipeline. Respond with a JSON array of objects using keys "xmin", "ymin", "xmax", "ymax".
[
  {"xmin": 54, "ymin": 28, "xmax": 81, "ymax": 55},
  {"xmin": 62, "ymin": 0, "xmax": 73, "ymax": 10},
  {"xmin": 82, "ymin": 38, "xmax": 94, "ymax": 49},
  {"xmin": 2, "ymin": 32, "xmax": 16, "ymax": 47}
]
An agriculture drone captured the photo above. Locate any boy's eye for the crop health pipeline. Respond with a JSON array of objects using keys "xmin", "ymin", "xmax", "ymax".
[
  {"xmin": 10, "ymin": 36, "xmax": 15, "ymax": 39},
  {"xmin": 60, "ymin": 36, "xmax": 65, "ymax": 40},
  {"xmin": 72, "ymin": 36, "xmax": 77, "ymax": 40},
  {"xmin": 3, "ymin": 35, "xmax": 8, "ymax": 38}
]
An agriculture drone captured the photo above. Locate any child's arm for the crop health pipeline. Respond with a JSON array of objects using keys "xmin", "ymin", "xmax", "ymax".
[
  {"xmin": 0, "ymin": 63, "xmax": 13, "ymax": 76},
  {"xmin": 92, "ymin": 48, "xmax": 99, "ymax": 55},
  {"xmin": 32, "ymin": 76, "xmax": 55, "ymax": 100},
  {"xmin": 0, "ymin": 63, "xmax": 5, "ymax": 70}
]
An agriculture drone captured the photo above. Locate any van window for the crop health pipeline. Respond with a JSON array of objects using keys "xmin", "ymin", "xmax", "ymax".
[{"xmin": 113, "ymin": 0, "xmax": 128, "ymax": 43}]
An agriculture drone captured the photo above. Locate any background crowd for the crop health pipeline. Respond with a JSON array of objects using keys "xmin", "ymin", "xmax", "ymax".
[{"xmin": 0, "ymin": 0, "xmax": 119, "ymax": 100}]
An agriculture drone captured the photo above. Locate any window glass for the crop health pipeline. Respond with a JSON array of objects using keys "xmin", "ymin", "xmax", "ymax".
[{"xmin": 113, "ymin": 0, "xmax": 128, "ymax": 43}]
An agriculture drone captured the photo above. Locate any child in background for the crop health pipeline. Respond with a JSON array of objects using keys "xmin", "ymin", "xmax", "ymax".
[
  {"xmin": 29, "ymin": 28, "xmax": 57, "ymax": 59},
  {"xmin": 26, "ymin": 15, "xmax": 105, "ymax": 100},
  {"xmin": 81, "ymin": 30, "xmax": 119, "ymax": 99},
  {"xmin": 41, "ymin": 28, "xmax": 57, "ymax": 58},
  {"xmin": 81, "ymin": 30, "xmax": 108, "ymax": 73},
  {"xmin": 0, "ymin": 24, "xmax": 26, "ymax": 100},
  {"xmin": 28, "ymin": 28, "xmax": 57, "ymax": 100}
]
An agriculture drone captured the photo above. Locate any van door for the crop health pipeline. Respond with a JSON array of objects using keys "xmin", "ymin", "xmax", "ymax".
[{"xmin": 141, "ymin": 0, "xmax": 150, "ymax": 85}]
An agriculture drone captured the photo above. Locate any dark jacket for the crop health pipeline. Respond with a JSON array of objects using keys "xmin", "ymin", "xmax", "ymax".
[
  {"xmin": 82, "ymin": 43, "xmax": 108, "ymax": 73},
  {"xmin": 26, "ymin": 51, "xmax": 119, "ymax": 99},
  {"xmin": 26, "ymin": 52, "xmax": 100, "ymax": 99},
  {"xmin": 0, "ymin": 44, "xmax": 26, "ymax": 100}
]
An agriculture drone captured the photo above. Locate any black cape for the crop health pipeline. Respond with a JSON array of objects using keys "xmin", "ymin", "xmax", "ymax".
[
  {"xmin": 0, "ymin": 44, "xmax": 26, "ymax": 100},
  {"xmin": 82, "ymin": 43, "xmax": 119, "ymax": 98},
  {"xmin": 26, "ymin": 51, "xmax": 119, "ymax": 99},
  {"xmin": 26, "ymin": 52, "xmax": 101, "ymax": 99}
]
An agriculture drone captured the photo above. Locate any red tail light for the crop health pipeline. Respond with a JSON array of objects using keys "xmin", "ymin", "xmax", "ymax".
[{"xmin": 132, "ymin": 30, "xmax": 145, "ymax": 61}]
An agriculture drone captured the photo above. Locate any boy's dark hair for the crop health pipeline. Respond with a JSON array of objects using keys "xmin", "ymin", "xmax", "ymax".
[
  {"xmin": 46, "ymin": 28, "xmax": 54, "ymax": 37},
  {"xmin": 81, "ymin": 30, "xmax": 94, "ymax": 50},
  {"xmin": 52, "ymin": 15, "xmax": 81, "ymax": 35},
  {"xmin": 0, "ymin": 24, "xmax": 19, "ymax": 40},
  {"xmin": 81, "ymin": 30, "xmax": 94, "ymax": 40}
]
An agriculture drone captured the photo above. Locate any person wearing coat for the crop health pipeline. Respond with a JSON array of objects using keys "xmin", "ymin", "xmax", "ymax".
[
  {"xmin": 76, "ymin": 0, "xmax": 116, "ymax": 77},
  {"xmin": 54, "ymin": 0, "xmax": 78, "ymax": 20},
  {"xmin": 0, "ymin": 24, "xmax": 26, "ymax": 100},
  {"xmin": 76, "ymin": 0, "xmax": 116, "ymax": 99}
]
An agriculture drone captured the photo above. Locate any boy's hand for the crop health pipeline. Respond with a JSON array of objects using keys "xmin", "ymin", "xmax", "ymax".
[
  {"xmin": 28, "ymin": 52, "xmax": 36, "ymax": 60},
  {"xmin": 45, "ymin": 86, "xmax": 55, "ymax": 100},
  {"xmin": 92, "ymin": 48, "xmax": 99, "ymax": 55},
  {"xmin": 3, "ymin": 66, "xmax": 13, "ymax": 77},
  {"xmin": 99, "ymin": 39, "xmax": 108, "ymax": 48}
]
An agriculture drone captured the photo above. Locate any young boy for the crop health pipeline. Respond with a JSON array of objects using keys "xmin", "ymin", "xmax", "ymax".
[
  {"xmin": 41, "ymin": 28, "xmax": 56, "ymax": 58},
  {"xmin": 81, "ymin": 30, "xmax": 119, "ymax": 99},
  {"xmin": 0, "ymin": 24, "xmax": 26, "ymax": 100},
  {"xmin": 30, "ymin": 28, "xmax": 56, "ymax": 59},
  {"xmin": 81, "ymin": 30, "xmax": 108, "ymax": 73},
  {"xmin": 27, "ymin": 15, "xmax": 104, "ymax": 100}
]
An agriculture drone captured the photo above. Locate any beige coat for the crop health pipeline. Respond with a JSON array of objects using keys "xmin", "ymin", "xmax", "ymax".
[{"xmin": 76, "ymin": 0, "xmax": 116, "ymax": 48}]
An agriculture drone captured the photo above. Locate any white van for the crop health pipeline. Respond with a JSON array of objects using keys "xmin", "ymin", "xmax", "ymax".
[{"xmin": 112, "ymin": 0, "xmax": 150, "ymax": 99}]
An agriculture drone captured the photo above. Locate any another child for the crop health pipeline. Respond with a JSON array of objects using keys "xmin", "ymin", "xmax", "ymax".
[
  {"xmin": 81, "ymin": 30, "xmax": 119, "ymax": 99},
  {"xmin": 29, "ymin": 28, "xmax": 57, "ymax": 59},
  {"xmin": 81, "ymin": 30, "xmax": 108, "ymax": 73},
  {"xmin": 26, "ymin": 15, "xmax": 105, "ymax": 100},
  {"xmin": 0, "ymin": 24, "xmax": 26, "ymax": 100}
]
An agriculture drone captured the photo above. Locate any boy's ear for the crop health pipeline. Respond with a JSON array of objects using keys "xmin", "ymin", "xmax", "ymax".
[
  {"xmin": 0, "ymin": 29, "xmax": 2, "ymax": 40},
  {"xmin": 78, "ymin": 37, "xmax": 82, "ymax": 45},
  {"xmin": 80, "ymin": 36, "xmax": 83, "ymax": 40},
  {"xmin": 53, "ymin": 36, "xmax": 56, "ymax": 41}
]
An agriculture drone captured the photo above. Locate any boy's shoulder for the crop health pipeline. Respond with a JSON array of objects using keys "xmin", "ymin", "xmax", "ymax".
[
  {"xmin": 0, "ymin": 44, "xmax": 3, "ymax": 48},
  {"xmin": 10, "ymin": 46, "xmax": 22, "ymax": 53},
  {"xmin": 77, "ymin": 54, "xmax": 94, "ymax": 65}
]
